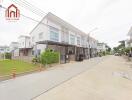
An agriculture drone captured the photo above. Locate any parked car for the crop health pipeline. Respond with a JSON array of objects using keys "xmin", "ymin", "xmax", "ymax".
[{"xmin": 114, "ymin": 53, "xmax": 121, "ymax": 56}]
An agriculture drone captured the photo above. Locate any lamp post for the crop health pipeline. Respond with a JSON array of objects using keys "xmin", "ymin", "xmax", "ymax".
[{"xmin": 87, "ymin": 28, "xmax": 98, "ymax": 59}]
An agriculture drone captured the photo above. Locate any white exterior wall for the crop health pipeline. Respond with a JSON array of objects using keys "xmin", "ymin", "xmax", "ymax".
[
  {"xmin": 10, "ymin": 42, "xmax": 19, "ymax": 52},
  {"xmin": 47, "ymin": 20, "xmax": 62, "ymax": 42},
  {"xmin": 30, "ymin": 19, "xmax": 49, "ymax": 45},
  {"xmin": 18, "ymin": 36, "xmax": 31, "ymax": 48},
  {"xmin": 13, "ymin": 49, "xmax": 19, "ymax": 57},
  {"xmin": 97, "ymin": 43, "xmax": 106, "ymax": 52}
]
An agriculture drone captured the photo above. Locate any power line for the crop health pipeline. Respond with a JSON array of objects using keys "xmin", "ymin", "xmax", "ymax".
[
  {"xmin": 1, "ymin": 6, "xmax": 46, "ymax": 25},
  {"xmin": 10, "ymin": 0, "xmax": 45, "ymax": 17},
  {"xmin": 0, "ymin": 5, "xmax": 88, "ymax": 36},
  {"xmin": 0, "ymin": 5, "xmax": 64, "ymax": 33},
  {"xmin": 19, "ymin": 0, "xmax": 47, "ymax": 14},
  {"xmin": 10, "ymin": 0, "xmax": 46, "ymax": 17}
]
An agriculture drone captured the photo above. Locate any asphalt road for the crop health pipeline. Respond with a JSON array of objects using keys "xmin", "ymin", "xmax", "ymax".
[{"xmin": 0, "ymin": 57, "xmax": 105, "ymax": 100}]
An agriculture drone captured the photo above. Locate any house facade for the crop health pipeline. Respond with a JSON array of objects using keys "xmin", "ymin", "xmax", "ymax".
[
  {"xmin": 12, "ymin": 36, "xmax": 33, "ymax": 62},
  {"xmin": 9, "ymin": 42, "xmax": 19, "ymax": 52},
  {"xmin": 97, "ymin": 43, "xmax": 107, "ymax": 52},
  {"xmin": 30, "ymin": 12, "xmax": 91, "ymax": 63},
  {"xmin": 12, "ymin": 12, "xmax": 98, "ymax": 63}
]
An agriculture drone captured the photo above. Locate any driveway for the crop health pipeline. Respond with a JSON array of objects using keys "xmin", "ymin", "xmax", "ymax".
[{"xmin": 0, "ymin": 57, "xmax": 105, "ymax": 100}]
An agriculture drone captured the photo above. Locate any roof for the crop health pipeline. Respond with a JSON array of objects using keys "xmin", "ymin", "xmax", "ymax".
[
  {"xmin": 29, "ymin": 12, "xmax": 87, "ymax": 36},
  {"xmin": 37, "ymin": 40, "xmax": 76, "ymax": 47},
  {"xmin": 18, "ymin": 35, "xmax": 30, "ymax": 39},
  {"xmin": 0, "ymin": 46, "xmax": 9, "ymax": 48},
  {"xmin": 45, "ymin": 12, "xmax": 86, "ymax": 36},
  {"xmin": 36, "ymin": 40, "xmax": 87, "ymax": 48},
  {"xmin": 10, "ymin": 42, "xmax": 19, "ymax": 44}
]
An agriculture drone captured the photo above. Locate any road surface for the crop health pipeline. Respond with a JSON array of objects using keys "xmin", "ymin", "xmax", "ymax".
[
  {"xmin": 34, "ymin": 55, "xmax": 132, "ymax": 100},
  {"xmin": 0, "ymin": 56, "xmax": 104, "ymax": 100}
]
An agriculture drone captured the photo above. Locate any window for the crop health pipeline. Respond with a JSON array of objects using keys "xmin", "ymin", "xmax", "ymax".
[
  {"xmin": 32, "ymin": 50, "xmax": 34, "ymax": 55},
  {"xmin": 77, "ymin": 36, "xmax": 81, "ymax": 45},
  {"xmin": 37, "ymin": 49, "xmax": 41, "ymax": 55},
  {"xmin": 39, "ymin": 32, "xmax": 43, "ymax": 39},
  {"xmin": 50, "ymin": 26, "xmax": 59, "ymax": 42},
  {"xmin": 70, "ymin": 34, "xmax": 75, "ymax": 45}
]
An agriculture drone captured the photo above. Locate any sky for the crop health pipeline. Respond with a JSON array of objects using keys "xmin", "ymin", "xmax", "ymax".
[{"xmin": 0, "ymin": 0, "xmax": 132, "ymax": 48}]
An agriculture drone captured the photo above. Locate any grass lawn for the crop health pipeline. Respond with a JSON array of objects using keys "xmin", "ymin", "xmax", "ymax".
[{"xmin": 0, "ymin": 60, "xmax": 39, "ymax": 76}]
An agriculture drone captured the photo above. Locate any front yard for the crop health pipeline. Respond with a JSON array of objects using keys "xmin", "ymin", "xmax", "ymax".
[{"xmin": 0, "ymin": 60, "xmax": 39, "ymax": 76}]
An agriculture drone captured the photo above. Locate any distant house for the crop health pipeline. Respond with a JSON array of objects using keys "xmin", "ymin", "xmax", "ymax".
[
  {"xmin": 12, "ymin": 36, "xmax": 33, "ymax": 62},
  {"xmin": 9, "ymin": 42, "xmax": 19, "ymax": 52},
  {"xmin": 125, "ymin": 27, "xmax": 132, "ymax": 48},
  {"xmin": 0, "ymin": 46, "xmax": 10, "ymax": 54},
  {"xmin": 97, "ymin": 43, "xmax": 107, "ymax": 52}
]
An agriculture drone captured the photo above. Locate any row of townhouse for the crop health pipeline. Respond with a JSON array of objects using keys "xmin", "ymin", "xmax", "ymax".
[
  {"xmin": 125, "ymin": 27, "xmax": 132, "ymax": 48},
  {"xmin": 10, "ymin": 12, "xmax": 99, "ymax": 63}
]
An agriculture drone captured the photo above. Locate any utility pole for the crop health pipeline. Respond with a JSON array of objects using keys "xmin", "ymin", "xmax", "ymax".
[{"xmin": 87, "ymin": 28, "xmax": 98, "ymax": 59}]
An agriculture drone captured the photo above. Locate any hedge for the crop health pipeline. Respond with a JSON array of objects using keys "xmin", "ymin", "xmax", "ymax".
[{"xmin": 40, "ymin": 49, "xmax": 59, "ymax": 65}]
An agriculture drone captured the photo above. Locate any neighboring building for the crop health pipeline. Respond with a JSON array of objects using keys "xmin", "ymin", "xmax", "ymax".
[
  {"xmin": 12, "ymin": 36, "xmax": 33, "ymax": 62},
  {"xmin": 0, "ymin": 46, "xmax": 10, "ymax": 54},
  {"xmin": 0, "ymin": 46, "xmax": 10, "ymax": 59},
  {"xmin": 97, "ymin": 43, "xmax": 107, "ymax": 52},
  {"xmin": 126, "ymin": 27, "xmax": 132, "ymax": 48},
  {"xmin": 17, "ymin": 35, "xmax": 32, "ymax": 56},
  {"xmin": 9, "ymin": 42, "xmax": 19, "ymax": 52}
]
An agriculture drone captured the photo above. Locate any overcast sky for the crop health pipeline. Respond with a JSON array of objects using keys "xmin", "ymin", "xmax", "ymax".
[{"xmin": 0, "ymin": 0, "xmax": 132, "ymax": 48}]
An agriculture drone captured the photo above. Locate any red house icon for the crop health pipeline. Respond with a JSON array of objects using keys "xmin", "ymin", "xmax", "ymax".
[{"xmin": 5, "ymin": 4, "xmax": 20, "ymax": 20}]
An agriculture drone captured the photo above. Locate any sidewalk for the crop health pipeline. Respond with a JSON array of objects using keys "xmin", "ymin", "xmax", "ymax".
[
  {"xmin": 0, "ymin": 57, "xmax": 104, "ymax": 100},
  {"xmin": 34, "ymin": 56, "xmax": 132, "ymax": 100}
]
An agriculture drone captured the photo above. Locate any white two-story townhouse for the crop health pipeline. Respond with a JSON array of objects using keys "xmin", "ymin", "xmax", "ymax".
[
  {"xmin": 30, "ymin": 12, "xmax": 90, "ymax": 63},
  {"xmin": 18, "ymin": 35, "xmax": 32, "ymax": 56},
  {"xmin": 97, "ymin": 42, "xmax": 107, "ymax": 52},
  {"xmin": 12, "ymin": 35, "xmax": 33, "ymax": 62}
]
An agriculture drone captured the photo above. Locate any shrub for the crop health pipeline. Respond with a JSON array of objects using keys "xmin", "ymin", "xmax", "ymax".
[
  {"xmin": 32, "ymin": 57, "xmax": 40, "ymax": 64},
  {"xmin": 5, "ymin": 53, "xmax": 12, "ymax": 59},
  {"xmin": 40, "ymin": 49, "xmax": 59, "ymax": 65}
]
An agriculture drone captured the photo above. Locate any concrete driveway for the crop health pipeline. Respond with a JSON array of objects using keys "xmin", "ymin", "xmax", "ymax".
[{"xmin": 0, "ymin": 57, "xmax": 104, "ymax": 100}]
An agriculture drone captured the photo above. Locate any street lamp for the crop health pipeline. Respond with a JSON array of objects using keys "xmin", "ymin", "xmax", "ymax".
[{"xmin": 87, "ymin": 28, "xmax": 98, "ymax": 58}]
